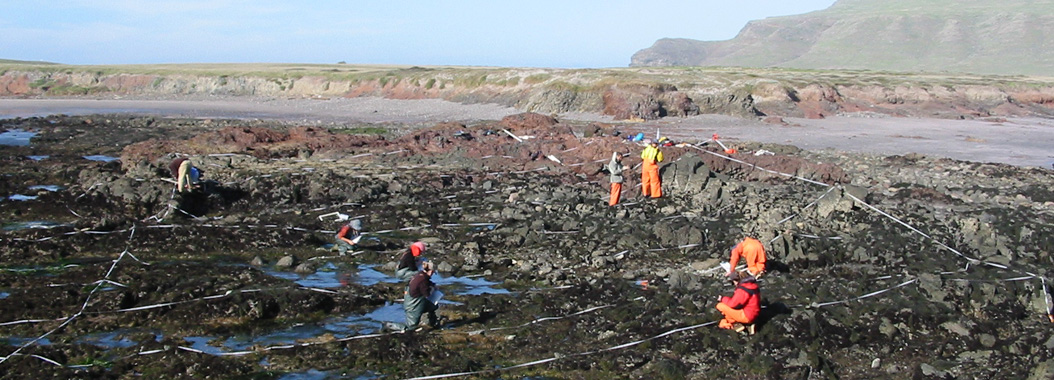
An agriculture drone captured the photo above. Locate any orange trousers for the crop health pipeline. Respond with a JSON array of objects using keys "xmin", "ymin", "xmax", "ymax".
[
  {"xmin": 716, "ymin": 303, "xmax": 753, "ymax": 329},
  {"xmin": 641, "ymin": 162, "xmax": 661, "ymax": 198},
  {"xmin": 609, "ymin": 183, "xmax": 622, "ymax": 206}
]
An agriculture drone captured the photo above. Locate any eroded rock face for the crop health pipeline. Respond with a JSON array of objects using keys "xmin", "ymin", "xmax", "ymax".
[
  {"xmin": 601, "ymin": 83, "xmax": 703, "ymax": 120},
  {"xmin": 0, "ymin": 113, "xmax": 1051, "ymax": 379},
  {"xmin": 3, "ymin": 69, "xmax": 1054, "ymax": 120}
]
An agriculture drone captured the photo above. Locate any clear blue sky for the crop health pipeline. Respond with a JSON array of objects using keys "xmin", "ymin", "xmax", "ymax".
[{"xmin": 3, "ymin": 0, "xmax": 837, "ymax": 68}]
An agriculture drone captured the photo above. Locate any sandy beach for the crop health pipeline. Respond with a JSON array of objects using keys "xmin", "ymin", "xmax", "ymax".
[{"xmin": 1, "ymin": 97, "xmax": 1052, "ymax": 169}]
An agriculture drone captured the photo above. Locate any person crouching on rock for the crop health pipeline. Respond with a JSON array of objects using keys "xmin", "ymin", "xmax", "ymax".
[
  {"xmin": 396, "ymin": 241, "xmax": 426, "ymax": 281},
  {"xmin": 728, "ymin": 236, "xmax": 767, "ymax": 279},
  {"xmin": 608, "ymin": 152, "xmax": 625, "ymax": 206},
  {"xmin": 335, "ymin": 218, "xmax": 363, "ymax": 255},
  {"xmin": 716, "ymin": 271, "xmax": 761, "ymax": 334},
  {"xmin": 402, "ymin": 261, "xmax": 440, "ymax": 330}
]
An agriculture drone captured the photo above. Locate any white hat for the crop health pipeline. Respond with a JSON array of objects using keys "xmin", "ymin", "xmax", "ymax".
[{"xmin": 349, "ymin": 219, "xmax": 362, "ymax": 230}]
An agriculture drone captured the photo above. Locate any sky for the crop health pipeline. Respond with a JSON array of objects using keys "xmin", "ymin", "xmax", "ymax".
[{"xmin": 2, "ymin": 0, "xmax": 837, "ymax": 68}]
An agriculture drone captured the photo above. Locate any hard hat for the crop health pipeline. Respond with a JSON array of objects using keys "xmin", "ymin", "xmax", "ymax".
[{"xmin": 349, "ymin": 219, "xmax": 363, "ymax": 230}]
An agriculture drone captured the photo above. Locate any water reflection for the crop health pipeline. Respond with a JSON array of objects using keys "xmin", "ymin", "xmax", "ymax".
[
  {"xmin": 2, "ymin": 337, "xmax": 51, "ymax": 346},
  {"xmin": 76, "ymin": 329, "xmax": 159, "ymax": 349},
  {"xmin": 184, "ymin": 336, "xmax": 226, "ymax": 355},
  {"xmin": 213, "ymin": 303, "xmax": 402, "ymax": 353},
  {"xmin": 0, "ymin": 129, "xmax": 36, "ymax": 146},
  {"xmin": 28, "ymin": 185, "xmax": 63, "ymax": 192},
  {"xmin": 7, "ymin": 194, "xmax": 37, "ymax": 201},
  {"xmin": 83, "ymin": 155, "xmax": 120, "ymax": 162},
  {"xmin": 265, "ymin": 262, "xmax": 507, "ymax": 296},
  {"xmin": 208, "ymin": 262, "xmax": 508, "ymax": 354},
  {"xmin": 265, "ymin": 262, "xmax": 346, "ymax": 288},
  {"xmin": 2, "ymin": 221, "xmax": 70, "ymax": 231}
]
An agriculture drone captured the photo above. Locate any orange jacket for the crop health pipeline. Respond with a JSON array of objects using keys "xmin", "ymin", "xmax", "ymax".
[{"xmin": 730, "ymin": 237, "xmax": 766, "ymax": 273}]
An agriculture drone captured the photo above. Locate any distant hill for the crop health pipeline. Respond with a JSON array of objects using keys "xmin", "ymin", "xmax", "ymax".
[
  {"xmin": 0, "ymin": 58, "xmax": 58, "ymax": 65},
  {"xmin": 630, "ymin": 0, "xmax": 1054, "ymax": 76}
]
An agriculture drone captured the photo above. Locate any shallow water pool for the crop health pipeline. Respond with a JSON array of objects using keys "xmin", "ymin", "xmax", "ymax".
[
  {"xmin": 27, "ymin": 185, "xmax": 63, "ymax": 192},
  {"xmin": 83, "ymin": 155, "xmax": 120, "ymax": 162},
  {"xmin": 0, "ymin": 129, "xmax": 36, "ymax": 146}
]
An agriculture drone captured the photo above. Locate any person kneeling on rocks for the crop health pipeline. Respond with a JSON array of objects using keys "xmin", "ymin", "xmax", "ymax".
[
  {"xmin": 397, "ymin": 261, "xmax": 440, "ymax": 331},
  {"xmin": 716, "ymin": 271, "xmax": 761, "ymax": 334},
  {"xmin": 395, "ymin": 241, "xmax": 426, "ymax": 281},
  {"xmin": 335, "ymin": 218, "xmax": 363, "ymax": 255}
]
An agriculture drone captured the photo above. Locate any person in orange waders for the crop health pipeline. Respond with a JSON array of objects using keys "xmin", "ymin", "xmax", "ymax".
[
  {"xmin": 607, "ymin": 152, "xmax": 624, "ymax": 206},
  {"xmin": 728, "ymin": 236, "xmax": 767, "ymax": 279},
  {"xmin": 640, "ymin": 139, "xmax": 664, "ymax": 198},
  {"xmin": 716, "ymin": 271, "xmax": 761, "ymax": 334}
]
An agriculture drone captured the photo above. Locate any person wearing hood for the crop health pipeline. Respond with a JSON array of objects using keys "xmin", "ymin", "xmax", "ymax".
[
  {"xmin": 396, "ymin": 241, "xmax": 427, "ymax": 281},
  {"xmin": 607, "ymin": 152, "xmax": 625, "ymax": 206},
  {"xmin": 640, "ymin": 139, "xmax": 664, "ymax": 198},
  {"xmin": 335, "ymin": 218, "xmax": 363, "ymax": 255},
  {"xmin": 716, "ymin": 271, "xmax": 761, "ymax": 334}
]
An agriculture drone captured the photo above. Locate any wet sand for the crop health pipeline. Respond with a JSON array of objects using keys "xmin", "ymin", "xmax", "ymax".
[{"xmin": 1, "ymin": 97, "xmax": 1052, "ymax": 168}]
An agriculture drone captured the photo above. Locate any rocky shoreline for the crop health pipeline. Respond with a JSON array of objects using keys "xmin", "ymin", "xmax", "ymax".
[{"xmin": 0, "ymin": 112, "xmax": 1052, "ymax": 379}]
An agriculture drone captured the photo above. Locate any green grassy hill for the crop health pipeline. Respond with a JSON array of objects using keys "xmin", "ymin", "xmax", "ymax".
[
  {"xmin": 0, "ymin": 58, "xmax": 57, "ymax": 65},
  {"xmin": 631, "ymin": 0, "xmax": 1054, "ymax": 76}
]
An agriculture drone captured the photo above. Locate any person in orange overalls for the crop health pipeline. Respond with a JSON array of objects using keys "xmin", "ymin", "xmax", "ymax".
[
  {"xmin": 728, "ymin": 237, "xmax": 767, "ymax": 279},
  {"xmin": 607, "ymin": 152, "xmax": 624, "ymax": 206},
  {"xmin": 716, "ymin": 271, "xmax": 761, "ymax": 333},
  {"xmin": 640, "ymin": 140, "xmax": 663, "ymax": 198}
]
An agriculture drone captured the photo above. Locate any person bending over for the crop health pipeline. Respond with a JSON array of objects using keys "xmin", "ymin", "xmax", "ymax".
[{"xmin": 396, "ymin": 241, "xmax": 426, "ymax": 281}]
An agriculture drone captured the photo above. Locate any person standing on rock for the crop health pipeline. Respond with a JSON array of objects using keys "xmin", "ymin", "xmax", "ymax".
[
  {"xmin": 335, "ymin": 218, "xmax": 363, "ymax": 255},
  {"xmin": 728, "ymin": 237, "xmax": 767, "ymax": 279},
  {"xmin": 640, "ymin": 139, "xmax": 664, "ymax": 198},
  {"xmin": 608, "ymin": 152, "xmax": 625, "ymax": 206},
  {"xmin": 396, "ymin": 241, "xmax": 426, "ymax": 281},
  {"xmin": 401, "ymin": 261, "xmax": 440, "ymax": 330},
  {"xmin": 716, "ymin": 271, "xmax": 761, "ymax": 334}
]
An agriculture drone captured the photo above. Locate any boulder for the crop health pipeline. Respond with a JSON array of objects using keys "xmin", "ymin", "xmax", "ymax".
[{"xmin": 276, "ymin": 255, "xmax": 297, "ymax": 268}]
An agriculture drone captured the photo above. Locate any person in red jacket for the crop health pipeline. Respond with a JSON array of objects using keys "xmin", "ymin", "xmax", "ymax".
[
  {"xmin": 395, "ymin": 241, "xmax": 426, "ymax": 281},
  {"xmin": 716, "ymin": 271, "xmax": 761, "ymax": 333},
  {"xmin": 334, "ymin": 219, "xmax": 362, "ymax": 255},
  {"xmin": 728, "ymin": 237, "xmax": 767, "ymax": 279}
]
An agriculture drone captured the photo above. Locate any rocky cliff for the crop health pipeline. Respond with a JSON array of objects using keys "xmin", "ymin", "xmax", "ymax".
[
  {"xmin": 631, "ymin": 0, "xmax": 1054, "ymax": 76},
  {"xmin": 3, "ymin": 65, "xmax": 1054, "ymax": 120}
]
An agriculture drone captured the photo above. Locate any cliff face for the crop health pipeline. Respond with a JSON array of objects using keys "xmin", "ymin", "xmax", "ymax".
[
  {"xmin": 3, "ymin": 68, "xmax": 1054, "ymax": 120},
  {"xmin": 630, "ymin": 0, "xmax": 1054, "ymax": 76}
]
